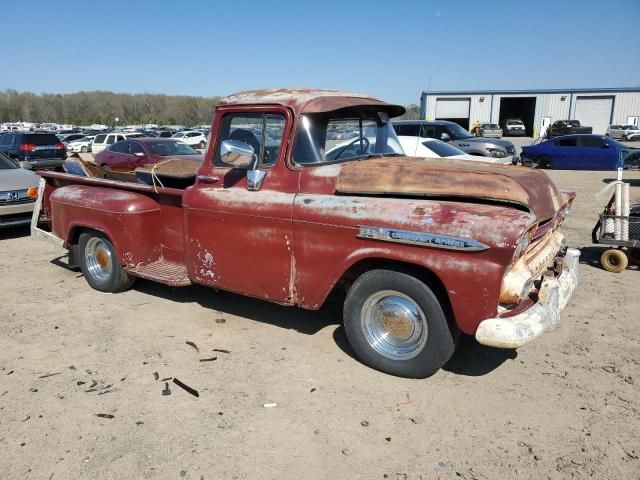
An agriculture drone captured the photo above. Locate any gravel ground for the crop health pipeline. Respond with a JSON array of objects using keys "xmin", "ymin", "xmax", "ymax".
[{"xmin": 0, "ymin": 168, "xmax": 638, "ymax": 480}]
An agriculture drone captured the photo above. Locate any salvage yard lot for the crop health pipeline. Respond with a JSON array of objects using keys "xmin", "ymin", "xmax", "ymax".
[{"xmin": 1, "ymin": 169, "xmax": 639, "ymax": 479}]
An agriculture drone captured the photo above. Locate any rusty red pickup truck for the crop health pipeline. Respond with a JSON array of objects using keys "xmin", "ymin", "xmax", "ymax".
[{"xmin": 33, "ymin": 89, "xmax": 580, "ymax": 378}]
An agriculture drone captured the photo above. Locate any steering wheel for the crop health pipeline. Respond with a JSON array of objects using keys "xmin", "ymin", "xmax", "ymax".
[{"xmin": 333, "ymin": 136, "xmax": 370, "ymax": 160}]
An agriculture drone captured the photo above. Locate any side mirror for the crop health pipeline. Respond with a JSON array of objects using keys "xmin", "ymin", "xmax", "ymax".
[
  {"xmin": 440, "ymin": 132, "xmax": 450, "ymax": 141},
  {"xmin": 134, "ymin": 152, "xmax": 146, "ymax": 158},
  {"xmin": 220, "ymin": 139, "xmax": 254, "ymax": 168}
]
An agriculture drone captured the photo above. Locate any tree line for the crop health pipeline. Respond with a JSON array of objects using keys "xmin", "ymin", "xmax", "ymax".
[
  {"xmin": 0, "ymin": 90, "xmax": 220, "ymax": 126},
  {"xmin": 0, "ymin": 89, "xmax": 421, "ymax": 126}
]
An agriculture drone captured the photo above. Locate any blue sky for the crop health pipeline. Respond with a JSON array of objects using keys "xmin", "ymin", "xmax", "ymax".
[{"xmin": 2, "ymin": 0, "xmax": 638, "ymax": 105}]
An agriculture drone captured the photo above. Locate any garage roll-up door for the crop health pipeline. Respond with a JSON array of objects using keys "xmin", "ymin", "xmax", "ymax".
[
  {"xmin": 574, "ymin": 96, "xmax": 613, "ymax": 134},
  {"xmin": 436, "ymin": 98, "xmax": 470, "ymax": 119}
]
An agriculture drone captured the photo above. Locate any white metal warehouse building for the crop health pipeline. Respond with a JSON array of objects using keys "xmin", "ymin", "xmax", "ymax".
[{"xmin": 419, "ymin": 87, "xmax": 640, "ymax": 137}]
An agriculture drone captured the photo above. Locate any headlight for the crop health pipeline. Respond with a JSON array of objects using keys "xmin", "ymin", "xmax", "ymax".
[{"xmin": 486, "ymin": 148, "xmax": 506, "ymax": 158}]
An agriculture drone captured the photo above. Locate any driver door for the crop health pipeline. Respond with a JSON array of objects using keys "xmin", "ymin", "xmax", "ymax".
[{"xmin": 183, "ymin": 107, "xmax": 296, "ymax": 303}]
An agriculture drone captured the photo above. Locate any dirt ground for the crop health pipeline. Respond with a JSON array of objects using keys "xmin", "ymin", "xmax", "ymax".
[{"xmin": 1, "ymin": 169, "xmax": 639, "ymax": 480}]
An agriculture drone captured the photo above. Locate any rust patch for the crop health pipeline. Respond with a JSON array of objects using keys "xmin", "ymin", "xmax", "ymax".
[{"xmin": 336, "ymin": 157, "xmax": 563, "ymax": 222}]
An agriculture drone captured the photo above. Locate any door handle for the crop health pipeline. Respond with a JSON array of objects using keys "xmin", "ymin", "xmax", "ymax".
[{"xmin": 197, "ymin": 175, "xmax": 219, "ymax": 184}]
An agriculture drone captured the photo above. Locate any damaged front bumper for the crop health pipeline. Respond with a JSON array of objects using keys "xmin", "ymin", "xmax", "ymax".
[{"xmin": 475, "ymin": 247, "xmax": 580, "ymax": 348}]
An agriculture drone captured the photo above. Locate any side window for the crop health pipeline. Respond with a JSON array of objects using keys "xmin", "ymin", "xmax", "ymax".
[
  {"xmin": 130, "ymin": 142, "xmax": 145, "ymax": 155},
  {"xmin": 110, "ymin": 141, "xmax": 130, "ymax": 154},
  {"xmin": 580, "ymin": 136, "xmax": 605, "ymax": 148},
  {"xmin": 94, "ymin": 134, "xmax": 106, "ymax": 144},
  {"xmin": 214, "ymin": 112, "xmax": 286, "ymax": 168},
  {"xmin": 556, "ymin": 137, "xmax": 577, "ymax": 147},
  {"xmin": 433, "ymin": 126, "xmax": 449, "ymax": 140},
  {"xmin": 106, "ymin": 135, "xmax": 116, "ymax": 145}
]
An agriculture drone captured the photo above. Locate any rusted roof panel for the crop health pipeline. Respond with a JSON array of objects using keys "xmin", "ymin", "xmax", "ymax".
[
  {"xmin": 219, "ymin": 88, "xmax": 405, "ymax": 116},
  {"xmin": 335, "ymin": 157, "xmax": 563, "ymax": 222}
]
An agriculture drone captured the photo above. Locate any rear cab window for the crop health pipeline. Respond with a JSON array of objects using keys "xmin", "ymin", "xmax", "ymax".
[{"xmin": 94, "ymin": 134, "xmax": 107, "ymax": 144}]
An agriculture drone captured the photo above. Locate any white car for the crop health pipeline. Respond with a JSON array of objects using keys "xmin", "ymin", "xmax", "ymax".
[
  {"xmin": 66, "ymin": 136, "xmax": 95, "ymax": 153},
  {"xmin": 91, "ymin": 132, "xmax": 144, "ymax": 153},
  {"xmin": 398, "ymin": 136, "xmax": 513, "ymax": 164},
  {"xmin": 172, "ymin": 131, "xmax": 207, "ymax": 149},
  {"xmin": 607, "ymin": 124, "xmax": 640, "ymax": 141}
]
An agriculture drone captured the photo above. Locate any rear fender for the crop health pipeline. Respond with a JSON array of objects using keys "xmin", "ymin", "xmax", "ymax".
[{"xmin": 50, "ymin": 185, "xmax": 163, "ymax": 267}]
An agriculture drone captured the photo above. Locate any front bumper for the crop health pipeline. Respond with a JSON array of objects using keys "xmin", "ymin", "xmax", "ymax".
[
  {"xmin": 475, "ymin": 247, "xmax": 580, "ymax": 348},
  {"xmin": 506, "ymin": 130, "xmax": 527, "ymax": 136}
]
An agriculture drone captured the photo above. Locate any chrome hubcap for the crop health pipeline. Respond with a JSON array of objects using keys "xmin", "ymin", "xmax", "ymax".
[
  {"xmin": 361, "ymin": 290, "xmax": 428, "ymax": 360},
  {"xmin": 85, "ymin": 238, "xmax": 113, "ymax": 282}
]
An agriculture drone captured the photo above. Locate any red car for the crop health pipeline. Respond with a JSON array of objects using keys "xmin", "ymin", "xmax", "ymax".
[{"xmin": 94, "ymin": 138, "xmax": 203, "ymax": 172}]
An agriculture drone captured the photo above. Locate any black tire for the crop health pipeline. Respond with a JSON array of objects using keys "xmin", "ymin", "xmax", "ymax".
[
  {"xmin": 600, "ymin": 249, "xmax": 628, "ymax": 273},
  {"xmin": 199, "ymin": 141, "xmax": 206, "ymax": 149},
  {"xmin": 343, "ymin": 269, "xmax": 456, "ymax": 378},
  {"xmin": 536, "ymin": 155, "xmax": 552, "ymax": 169},
  {"xmin": 101, "ymin": 164, "xmax": 112, "ymax": 171},
  {"xmin": 78, "ymin": 232, "xmax": 135, "ymax": 292},
  {"xmin": 80, "ymin": 146, "xmax": 87, "ymax": 153}
]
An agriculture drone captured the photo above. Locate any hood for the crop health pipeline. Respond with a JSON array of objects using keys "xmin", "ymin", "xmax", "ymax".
[
  {"xmin": 151, "ymin": 154, "xmax": 203, "ymax": 163},
  {"xmin": 335, "ymin": 156, "xmax": 563, "ymax": 221},
  {"xmin": 0, "ymin": 168, "xmax": 39, "ymax": 190},
  {"xmin": 455, "ymin": 136, "xmax": 514, "ymax": 149}
]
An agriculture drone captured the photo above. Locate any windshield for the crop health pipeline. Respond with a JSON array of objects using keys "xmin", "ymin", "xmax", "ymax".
[
  {"xmin": 292, "ymin": 110, "xmax": 403, "ymax": 164},
  {"xmin": 0, "ymin": 152, "xmax": 17, "ymax": 169},
  {"xmin": 147, "ymin": 140, "xmax": 199, "ymax": 156},
  {"xmin": 446, "ymin": 122, "xmax": 473, "ymax": 140},
  {"xmin": 482, "ymin": 124, "xmax": 499, "ymax": 129},
  {"xmin": 172, "ymin": 132, "xmax": 186, "ymax": 138},
  {"xmin": 622, "ymin": 125, "xmax": 638, "ymax": 130},
  {"xmin": 423, "ymin": 140, "xmax": 466, "ymax": 157},
  {"xmin": 507, "ymin": 120, "xmax": 523, "ymax": 125}
]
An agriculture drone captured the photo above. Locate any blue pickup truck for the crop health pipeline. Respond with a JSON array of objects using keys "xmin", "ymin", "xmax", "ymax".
[{"xmin": 522, "ymin": 134, "xmax": 639, "ymax": 170}]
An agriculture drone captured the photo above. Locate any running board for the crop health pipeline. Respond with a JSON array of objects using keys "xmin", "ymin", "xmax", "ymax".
[
  {"xmin": 127, "ymin": 260, "xmax": 192, "ymax": 287},
  {"xmin": 31, "ymin": 177, "xmax": 64, "ymax": 248}
]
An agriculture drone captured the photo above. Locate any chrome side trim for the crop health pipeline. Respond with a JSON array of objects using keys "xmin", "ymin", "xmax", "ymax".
[{"xmin": 357, "ymin": 225, "xmax": 489, "ymax": 251}]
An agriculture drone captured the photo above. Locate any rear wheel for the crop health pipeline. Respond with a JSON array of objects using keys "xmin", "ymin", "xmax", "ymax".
[
  {"xmin": 600, "ymin": 249, "xmax": 628, "ymax": 273},
  {"xmin": 78, "ymin": 232, "xmax": 135, "ymax": 292},
  {"xmin": 343, "ymin": 269, "xmax": 456, "ymax": 378},
  {"xmin": 199, "ymin": 141, "xmax": 206, "ymax": 149}
]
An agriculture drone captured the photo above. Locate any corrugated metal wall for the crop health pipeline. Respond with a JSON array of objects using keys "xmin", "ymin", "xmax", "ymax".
[{"xmin": 422, "ymin": 90, "xmax": 640, "ymax": 135}]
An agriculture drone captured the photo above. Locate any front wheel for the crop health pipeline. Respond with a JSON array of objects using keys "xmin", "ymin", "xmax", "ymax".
[
  {"xmin": 80, "ymin": 146, "xmax": 87, "ymax": 153},
  {"xmin": 343, "ymin": 269, "xmax": 456, "ymax": 378},
  {"xmin": 78, "ymin": 232, "xmax": 135, "ymax": 292},
  {"xmin": 199, "ymin": 141, "xmax": 206, "ymax": 149},
  {"xmin": 536, "ymin": 155, "xmax": 552, "ymax": 169}
]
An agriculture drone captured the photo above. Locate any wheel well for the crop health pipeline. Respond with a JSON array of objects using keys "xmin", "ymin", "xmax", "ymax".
[
  {"xmin": 68, "ymin": 226, "xmax": 108, "ymax": 246},
  {"xmin": 333, "ymin": 258, "xmax": 455, "ymax": 326}
]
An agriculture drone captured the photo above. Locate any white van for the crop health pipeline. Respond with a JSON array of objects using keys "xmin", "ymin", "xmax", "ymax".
[{"xmin": 91, "ymin": 132, "xmax": 143, "ymax": 153}]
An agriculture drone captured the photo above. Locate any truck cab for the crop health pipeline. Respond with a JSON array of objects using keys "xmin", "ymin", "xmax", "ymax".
[{"xmin": 35, "ymin": 89, "xmax": 580, "ymax": 378}]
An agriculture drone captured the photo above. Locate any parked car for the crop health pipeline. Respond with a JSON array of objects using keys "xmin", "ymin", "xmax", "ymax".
[
  {"xmin": 67, "ymin": 136, "xmax": 95, "ymax": 153},
  {"xmin": 156, "ymin": 130, "xmax": 174, "ymax": 138},
  {"xmin": 0, "ymin": 152, "xmax": 39, "ymax": 228},
  {"xmin": 478, "ymin": 123, "xmax": 502, "ymax": 138},
  {"xmin": 91, "ymin": 132, "xmax": 144, "ymax": 154},
  {"xmin": 94, "ymin": 138, "xmax": 203, "ymax": 172},
  {"xmin": 607, "ymin": 124, "xmax": 640, "ymax": 141},
  {"xmin": 502, "ymin": 119, "xmax": 527, "ymax": 136},
  {"xmin": 546, "ymin": 120, "xmax": 592, "ymax": 139},
  {"xmin": 35, "ymin": 89, "xmax": 580, "ymax": 379},
  {"xmin": 59, "ymin": 133, "xmax": 86, "ymax": 145},
  {"xmin": 0, "ymin": 132, "xmax": 66, "ymax": 170},
  {"xmin": 393, "ymin": 120, "xmax": 519, "ymax": 163},
  {"xmin": 398, "ymin": 136, "xmax": 513, "ymax": 164},
  {"xmin": 521, "ymin": 134, "xmax": 640, "ymax": 169},
  {"xmin": 172, "ymin": 130, "xmax": 207, "ymax": 149}
]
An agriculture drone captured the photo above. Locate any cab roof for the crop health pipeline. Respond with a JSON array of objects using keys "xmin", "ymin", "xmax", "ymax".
[{"xmin": 218, "ymin": 88, "xmax": 405, "ymax": 117}]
